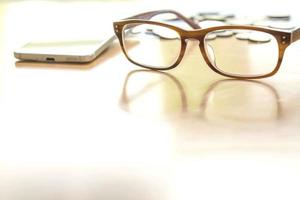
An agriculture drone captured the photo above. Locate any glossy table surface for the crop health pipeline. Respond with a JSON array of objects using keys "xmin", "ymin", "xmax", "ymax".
[{"xmin": 1, "ymin": 1, "xmax": 300, "ymax": 200}]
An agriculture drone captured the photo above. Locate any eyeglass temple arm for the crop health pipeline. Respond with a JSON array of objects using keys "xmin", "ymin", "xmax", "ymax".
[
  {"xmin": 292, "ymin": 28, "xmax": 300, "ymax": 43},
  {"xmin": 125, "ymin": 10, "xmax": 201, "ymax": 29}
]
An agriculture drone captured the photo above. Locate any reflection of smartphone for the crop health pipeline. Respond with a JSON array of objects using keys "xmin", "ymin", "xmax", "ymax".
[{"xmin": 14, "ymin": 35, "xmax": 116, "ymax": 63}]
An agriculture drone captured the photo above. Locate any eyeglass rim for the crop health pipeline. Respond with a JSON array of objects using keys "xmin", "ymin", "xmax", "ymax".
[{"xmin": 114, "ymin": 18, "xmax": 291, "ymax": 79}]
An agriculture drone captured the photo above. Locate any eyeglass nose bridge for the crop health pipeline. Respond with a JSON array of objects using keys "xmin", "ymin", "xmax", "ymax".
[
  {"xmin": 181, "ymin": 30, "xmax": 206, "ymax": 42},
  {"xmin": 180, "ymin": 31, "xmax": 218, "ymax": 70}
]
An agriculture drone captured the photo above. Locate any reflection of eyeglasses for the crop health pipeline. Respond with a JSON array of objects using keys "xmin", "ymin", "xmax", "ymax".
[
  {"xmin": 121, "ymin": 69, "xmax": 282, "ymax": 121},
  {"xmin": 120, "ymin": 69, "xmax": 187, "ymax": 113},
  {"xmin": 113, "ymin": 10, "xmax": 299, "ymax": 79}
]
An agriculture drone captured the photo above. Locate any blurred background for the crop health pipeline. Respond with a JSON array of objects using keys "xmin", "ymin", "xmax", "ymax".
[{"xmin": 0, "ymin": 0, "xmax": 295, "ymax": 15}]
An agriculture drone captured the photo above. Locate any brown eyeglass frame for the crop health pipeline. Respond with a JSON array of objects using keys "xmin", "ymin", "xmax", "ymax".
[{"xmin": 113, "ymin": 10, "xmax": 300, "ymax": 79}]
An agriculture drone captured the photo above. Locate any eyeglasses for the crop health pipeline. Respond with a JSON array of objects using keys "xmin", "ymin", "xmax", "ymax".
[{"xmin": 113, "ymin": 10, "xmax": 300, "ymax": 79}]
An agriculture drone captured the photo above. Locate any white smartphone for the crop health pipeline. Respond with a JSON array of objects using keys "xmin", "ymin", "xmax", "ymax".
[{"xmin": 14, "ymin": 35, "xmax": 116, "ymax": 63}]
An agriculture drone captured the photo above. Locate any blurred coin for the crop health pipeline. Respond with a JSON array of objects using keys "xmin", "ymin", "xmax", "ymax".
[
  {"xmin": 195, "ymin": 11, "xmax": 234, "ymax": 21},
  {"xmin": 198, "ymin": 12, "xmax": 219, "ymax": 16},
  {"xmin": 203, "ymin": 15, "xmax": 227, "ymax": 21},
  {"xmin": 212, "ymin": 29, "xmax": 227, "ymax": 33},
  {"xmin": 198, "ymin": 12, "xmax": 235, "ymax": 19},
  {"xmin": 233, "ymin": 30, "xmax": 251, "ymax": 34},
  {"xmin": 167, "ymin": 20, "xmax": 192, "ymax": 29},
  {"xmin": 130, "ymin": 26, "xmax": 145, "ymax": 34},
  {"xmin": 253, "ymin": 20, "xmax": 272, "ymax": 27},
  {"xmin": 227, "ymin": 18, "xmax": 253, "ymax": 25},
  {"xmin": 235, "ymin": 33, "xmax": 250, "ymax": 40},
  {"xmin": 269, "ymin": 22, "xmax": 295, "ymax": 30},
  {"xmin": 222, "ymin": 13, "xmax": 235, "ymax": 19},
  {"xmin": 267, "ymin": 13, "xmax": 290, "ymax": 20},
  {"xmin": 217, "ymin": 30, "xmax": 234, "ymax": 37},
  {"xmin": 249, "ymin": 32, "xmax": 271, "ymax": 43},
  {"xmin": 191, "ymin": 15, "xmax": 205, "ymax": 22},
  {"xmin": 193, "ymin": 12, "xmax": 218, "ymax": 22},
  {"xmin": 199, "ymin": 20, "xmax": 227, "ymax": 28},
  {"xmin": 151, "ymin": 27, "xmax": 179, "ymax": 39},
  {"xmin": 205, "ymin": 33, "xmax": 217, "ymax": 40}
]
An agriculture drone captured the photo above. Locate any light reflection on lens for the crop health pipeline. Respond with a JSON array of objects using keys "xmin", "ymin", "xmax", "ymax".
[
  {"xmin": 204, "ymin": 29, "xmax": 279, "ymax": 77},
  {"xmin": 123, "ymin": 23, "xmax": 181, "ymax": 69}
]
